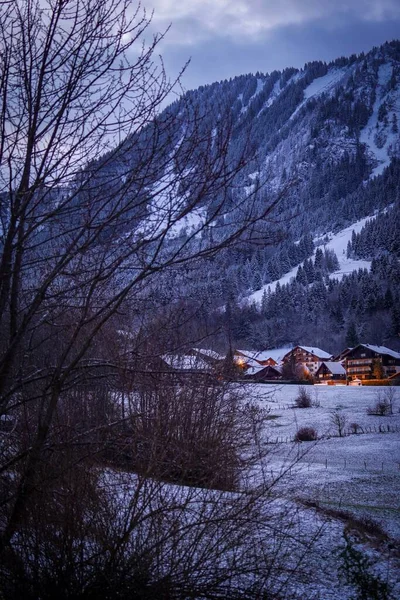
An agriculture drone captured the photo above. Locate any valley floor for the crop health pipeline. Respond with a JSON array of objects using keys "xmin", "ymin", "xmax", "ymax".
[{"xmin": 242, "ymin": 383, "xmax": 400, "ymax": 598}]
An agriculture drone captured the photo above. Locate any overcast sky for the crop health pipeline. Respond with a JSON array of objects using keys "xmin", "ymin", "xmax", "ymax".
[{"xmin": 142, "ymin": 0, "xmax": 400, "ymax": 94}]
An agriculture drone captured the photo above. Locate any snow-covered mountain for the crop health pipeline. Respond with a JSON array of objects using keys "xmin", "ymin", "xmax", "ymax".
[{"xmin": 105, "ymin": 40, "xmax": 400, "ymax": 352}]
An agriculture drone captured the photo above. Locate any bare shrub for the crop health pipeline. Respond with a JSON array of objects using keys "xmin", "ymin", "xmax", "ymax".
[
  {"xmin": 118, "ymin": 381, "xmax": 269, "ymax": 491},
  {"xmin": 330, "ymin": 409, "xmax": 348, "ymax": 437},
  {"xmin": 294, "ymin": 426, "xmax": 318, "ymax": 442},
  {"xmin": 0, "ymin": 377, "xmax": 319, "ymax": 600},
  {"xmin": 311, "ymin": 389, "xmax": 321, "ymax": 408},
  {"xmin": 366, "ymin": 402, "xmax": 388, "ymax": 416},
  {"xmin": 294, "ymin": 386, "xmax": 312, "ymax": 408},
  {"xmin": 349, "ymin": 422, "xmax": 362, "ymax": 434},
  {"xmin": 383, "ymin": 387, "xmax": 397, "ymax": 415},
  {"xmin": 366, "ymin": 389, "xmax": 396, "ymax": 416},
  {"xmin": 0, "ymin": 463, "xmax": 321, "ymax": 600}
]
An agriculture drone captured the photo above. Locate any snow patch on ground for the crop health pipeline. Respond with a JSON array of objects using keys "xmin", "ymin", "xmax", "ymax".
[
  {"xmin": 290, "ymin": 68, "xmax": 348, "ymax": 121},
  {"xmin": 247, "ymin": 383, "xmax": 400, "ymax": 545},
  {"xmin": 304, "ymin": 69, "xmax": 347, "ymax": 100},
  {"xmin": 168, "ymin": 206, "xmax": 207, "ymax": 238},
  {"xmin": 240, "ymin": 78, "xmax": 265, "ymax": 115},
  {"xmin": 265, "ymin": 79, "xmax": 281, "ymax": 108},
  {"xmin": 360, "ymin": 62, "xmax": 399, "ymax": 178},
  {"xmin": 322, "ymin": 216, "xmax": 373, "ymax": 280},
  {"xmin": 248, "ymin": 214, "xmax": 374, "ymax": 304}
]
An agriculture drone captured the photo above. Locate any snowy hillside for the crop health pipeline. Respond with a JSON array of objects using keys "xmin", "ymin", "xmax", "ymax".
[
  {"xmin": 360, "ymin": 62, "xmax": 400, "ymax": 177},
  {"xmin": 100, "ymin": 40, "xmax": 400, "ymax": 351},
  {"xmin": 248, "ymin": 215, "xmax": 374, "ymax": 303}
]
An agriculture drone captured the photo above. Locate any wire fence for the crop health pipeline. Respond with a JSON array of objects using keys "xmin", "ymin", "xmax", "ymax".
[
  {"xmin": 300, "ymin": 457, "xmax": 400, "ymax": 472},
  {"xmin": 264, "ymin": 423, "xmax": 400, "ymax": 445},
  {"xmin": 268, "ymin": 461, "xmax": 400, "ymax": 477}
]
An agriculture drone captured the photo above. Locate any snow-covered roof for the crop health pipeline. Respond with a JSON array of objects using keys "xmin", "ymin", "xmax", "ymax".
[
  {"xmin": 244, "ymin": 365, "xmax": 266, "ymax": 376},
  {"xmin": 162, "ymin": 355, "xmax": 211, "ymax": 371},
  {"xmin": 236, "ymin": 347, "xmax": 293, "ymax": 364},
  {"xmin": 244, "ymin": 364, "xmax": 283, "ymax": 376},
  {"xmin": 192, "ymin": 348, "xmax": 224, "ymax": 360},
  {"xmin": 297, "ymin": 346, "xmax": 332, "ymax": 359},
  {"xmin": 318, "ymin": 362, "xmax": 346, "ymax": 375},
  {"xmin": 244, "ymin": 358, "xmax": 262, "ymax": 369},
  {"xmin": 236, "ymin": 349, "xmax": 258, "ymax": 359},
  {"xmin": 250, "ymin": 347, "xmax": 294, "ymax": 363},
  {"xmin": 360, "ymin": 344, "xmax": 400, "ymax": 359}
]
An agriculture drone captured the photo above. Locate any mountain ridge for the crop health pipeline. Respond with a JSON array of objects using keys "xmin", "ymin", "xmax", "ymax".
[{"xmin": 145, "ymin": 40, "xmax": 400, "ymax": 352}]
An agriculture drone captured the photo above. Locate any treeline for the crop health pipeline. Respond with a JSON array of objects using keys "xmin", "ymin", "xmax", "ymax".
[
  {"xmin": 222, "ymin": 252, "xmax": 400, "ymax": 353},
  {"xmin": 347, "ymin": 201, "xmax": 400, "ymax": 259}
]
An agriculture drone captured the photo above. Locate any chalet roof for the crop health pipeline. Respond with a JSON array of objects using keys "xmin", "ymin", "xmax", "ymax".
[
  {"xmin": 244, "ymin": 364, "xmax": 283, "ymax": 376},
  {"xmin": 298, "ymin": 346, "xmax": 332, "ymax": 359},
  {"xmin": 359, "ymin": 344, "xmax": 400, "ymax": 360},
  {"xmin": 192, "ymin": 348, "xmax": 224, "ymax": 361},
  {"xmin": 236, "ymin": 347, "xmax": 293, "ymax": 364},
  {"xmin": 162, "ymin": 355, "xmax": 211, "ymax": 371},
  {"xmin": 251, "ymin": 347, "xmax": 294, "ymax": 363},
  {"xmin": 236, "ymin": 349, "xmax": 258, "ymax": 359},
  {"xmin": 333, "ymin": 348, "xmax": 353, "ymax": 361},
  {"xmin": 317, "ymin": 361, "xmax": 346, "ymax": 375},
  {"xmin": 287, "ymin": 346, "xmax": 332, "ymax": 360},
  {"xmin": 242, "ymin": 357, "xmax": 262, "ymax": 369}
]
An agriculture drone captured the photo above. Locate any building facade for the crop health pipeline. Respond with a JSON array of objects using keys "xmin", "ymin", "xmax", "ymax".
[
  {"xmin": 283, "ymin": 345, "xmax": 332, "ymax": 377},
  {"xmin": 344, "ymin": 344, "xmax": 400, "ymax": 380}
]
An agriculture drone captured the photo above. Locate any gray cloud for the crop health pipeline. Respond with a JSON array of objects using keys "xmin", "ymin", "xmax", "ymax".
[{"xmin": 146, "ymin": 0, "xmax": 400, "ymax": 45}]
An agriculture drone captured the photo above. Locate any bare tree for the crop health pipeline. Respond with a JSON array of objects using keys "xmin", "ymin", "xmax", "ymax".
[
  {"xmin": 0, "ymin": 2, "xmax": 312, "ymax": 597},
  {"xmin": 0, "ymin": 0, "xmax": 288, "ymax": 547},
  {"xmin": 329, "ymin": 408, "xmax": 348, "ymax": 437}
]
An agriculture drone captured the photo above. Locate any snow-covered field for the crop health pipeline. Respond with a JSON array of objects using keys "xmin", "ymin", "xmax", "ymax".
[
  {"xmin": 107, "ymin": 382, "xmax": 400, "ymax": 598},
  {"xmin": 238, "ymin": 383, "xmax": 400, "ymax": 597},
  {"xmin": 244, "ymin": 384, "xmax": 400, "ymax": 538}
]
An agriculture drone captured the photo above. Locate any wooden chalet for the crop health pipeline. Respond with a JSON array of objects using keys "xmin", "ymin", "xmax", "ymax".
[
  {"xmin": 282, "ymin": 345, "xmax": 333, "ymax": 377},
  {"xmin": 344, "ymin": 344, "xmax": 400, "ymax": 381},
  {"xmin": 315, "ymin": 361, "xmax": 346, "ymax": 382}
]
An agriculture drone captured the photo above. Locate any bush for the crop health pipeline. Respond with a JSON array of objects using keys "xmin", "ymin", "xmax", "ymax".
[
  {"xmin": 349, "ymin": 422, "xmax": 362, "ymax": 434},
  {"xmin": 339, "ymin": 534, "xmax": 393, "ymax": 599},
  {"xmin": 367, "ymin": 388, "xmax": 397, "ymax": 416},
  {"xmin": 367, "ymin": 401, "xmax": 390, "ymax": 416},
  {"xmin": 120, "ymin": 381, "xmax": 269, "ymax": 491},
  {"xmin": 294, "ymin": 426, "xmax": 318, "ymax": 442},
  {"xmin": 294, "ymin": 386, "xmax": 312, "ymax": 408}
]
